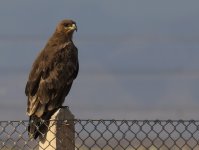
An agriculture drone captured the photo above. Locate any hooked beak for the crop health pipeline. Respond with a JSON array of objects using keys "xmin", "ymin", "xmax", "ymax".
[{"xmin": 69, "ymin": 23, "xmax": 77, "ymax": 32}]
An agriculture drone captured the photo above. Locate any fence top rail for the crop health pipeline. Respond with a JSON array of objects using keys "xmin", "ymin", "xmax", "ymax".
[{"xmin": 0, "ymin": 119, "xmax": 199, "ymax": 122}]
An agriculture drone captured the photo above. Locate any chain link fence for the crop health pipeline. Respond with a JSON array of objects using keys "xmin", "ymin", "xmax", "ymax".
[{"xmin": 0, "ymin": 120, "xmax": 199, "ymax": 150}]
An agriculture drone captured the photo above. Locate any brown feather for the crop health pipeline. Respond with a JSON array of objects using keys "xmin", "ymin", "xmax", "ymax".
[{"xmin": 25, "ymin": 19, "xmax": 78, "ymax": 139}]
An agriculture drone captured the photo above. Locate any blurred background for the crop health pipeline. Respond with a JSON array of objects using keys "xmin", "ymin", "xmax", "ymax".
[{"xmin": 0, "ymin": 0, "xmax": 199, "ymax": 120}]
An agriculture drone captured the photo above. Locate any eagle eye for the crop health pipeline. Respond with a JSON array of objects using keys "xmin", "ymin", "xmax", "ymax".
[{"xmin": 63, "ymin": 23, "xmax": 69, "ymax": 28}]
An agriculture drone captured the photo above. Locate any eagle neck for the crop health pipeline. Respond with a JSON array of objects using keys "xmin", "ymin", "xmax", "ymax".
[{"xmin": 45, "ymin": 32, "xmax": 74, "ymax": 49}]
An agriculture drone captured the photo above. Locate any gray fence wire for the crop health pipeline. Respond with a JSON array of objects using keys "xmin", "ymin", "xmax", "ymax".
[{"xmin": 0, "ymin": 120, "xmax": 199, "ymax": 150}]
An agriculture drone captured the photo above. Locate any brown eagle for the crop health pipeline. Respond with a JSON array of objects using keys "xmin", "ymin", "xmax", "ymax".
[{"xmin": 25, "ymin": 19, "xmax": 79, "ymax": 139}]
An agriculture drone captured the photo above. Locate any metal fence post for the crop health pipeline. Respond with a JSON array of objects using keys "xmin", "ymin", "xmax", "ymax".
[{"xmin": 39, "ymin": 106, "xmax": 75, "ymax": 150}]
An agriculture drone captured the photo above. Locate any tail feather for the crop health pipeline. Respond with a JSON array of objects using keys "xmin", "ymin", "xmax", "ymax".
[
  {"xmin": 28, "ymin": 108, "xmax": 59, "ymax": 139},
  {"xmin": 28, "ymin": 116, "xmax": 46, "ymax": 139}
]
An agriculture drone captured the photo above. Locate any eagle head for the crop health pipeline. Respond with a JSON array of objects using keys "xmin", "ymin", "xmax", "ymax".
[{"xmin": 56, "ymin": 19, "xmax": 77, "ymax": 36}]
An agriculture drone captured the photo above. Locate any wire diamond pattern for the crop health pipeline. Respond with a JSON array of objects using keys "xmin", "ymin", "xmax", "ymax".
[{"xmin": 0, "ymin": 120, "xmax": 198, "ymax": 149}]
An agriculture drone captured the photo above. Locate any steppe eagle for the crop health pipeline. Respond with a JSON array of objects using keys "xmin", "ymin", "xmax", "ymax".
[{"xmin": 25, "ymin": 19, "xmax": 79, "ymax": 139}]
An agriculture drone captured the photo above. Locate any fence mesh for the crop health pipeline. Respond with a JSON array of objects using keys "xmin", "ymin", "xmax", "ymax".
[{"xmin": 0, "ymin": 120, "xmax": 199, "ymax": 150}]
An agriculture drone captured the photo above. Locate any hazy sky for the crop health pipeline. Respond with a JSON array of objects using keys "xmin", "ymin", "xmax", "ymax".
[{"xmin": 0, "ymin": 1, "xmax": 199, "ymax": 120}]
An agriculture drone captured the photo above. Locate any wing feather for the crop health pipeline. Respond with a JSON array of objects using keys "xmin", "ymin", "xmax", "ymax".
[{"xmin": 26, "ymin": 42, "xmax": 78, "ymax": 117}]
